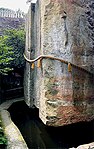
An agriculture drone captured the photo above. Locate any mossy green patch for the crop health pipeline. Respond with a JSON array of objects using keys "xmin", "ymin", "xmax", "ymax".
[{"xmin": 0, "ymin": 114, "xmax": 7, "ymax": 146}]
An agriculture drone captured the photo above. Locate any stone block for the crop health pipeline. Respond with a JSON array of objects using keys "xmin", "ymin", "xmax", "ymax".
[{"xmin": 24, "ymin": 0, "xmax": 94, "ymax": 126}]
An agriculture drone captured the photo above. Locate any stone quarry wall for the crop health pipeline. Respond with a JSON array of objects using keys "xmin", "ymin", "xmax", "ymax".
[
  {"xmin": 33, "ymin": 0, "xmax": 41, "ymax": 108},
  {"xmin": 24, "ymin": 3, "xmax": 35, "ymax": 107},
  {"xmin": 24, "ymin": 0, "xmax": 94, "ymax": 126},
  {"xmin": 24, "ymin": 4, "xmax": 32, "ymax": 107}
]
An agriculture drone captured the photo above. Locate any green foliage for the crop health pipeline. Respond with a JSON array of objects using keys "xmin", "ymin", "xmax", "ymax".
[
  {"xmin": 0, "ymin": 29, "xmax": 25, "ymax": 75},
  {"xmin": 0, "ymin": 36, "xmax": 14, "ymax": 75},
  {"xmin": 0, "ymin": 117, "xmax": 7, "ymax": 145},
  {"xmin": 4, "ymin": 29, "xmax": 25, "ymax": 68},
  {"xmin": 0, "ymin": 136, "xmax": 7, "ymax": 145}
]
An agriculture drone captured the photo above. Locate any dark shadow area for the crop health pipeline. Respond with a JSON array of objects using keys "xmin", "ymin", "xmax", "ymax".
[
  {"xmin": 8, "ymin": 101, "xmax": 94, "ymax": 149},
  {"xmin": 0, "ymin": 144, "xmax": 7, "ymax": 149},
  {"xmin": 0, "ymin": 68, "xmax": 24, "ymax": 103}
]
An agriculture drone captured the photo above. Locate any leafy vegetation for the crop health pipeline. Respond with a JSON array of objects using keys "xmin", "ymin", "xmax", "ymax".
[
  {"xmin": 0, "ymin": 29, "xmax": 25, "ymax": 75},
  {"xmin": 0, "ymin": 116, "xmax": 7, "ymax": 146},
  {"xmin": 0, "ymin": 36, "xmax": 14, "ymax": 75}
]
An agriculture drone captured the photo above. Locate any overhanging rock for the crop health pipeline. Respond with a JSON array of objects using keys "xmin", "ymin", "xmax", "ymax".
[{"xmin": 24, "ymin": 0, "xmax": 94, "ymax": 126}]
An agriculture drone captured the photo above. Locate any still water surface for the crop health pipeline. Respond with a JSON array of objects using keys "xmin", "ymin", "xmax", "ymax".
[{"xmin": 8, "ymin": 101, "xmax": 94, "ymax": 149}]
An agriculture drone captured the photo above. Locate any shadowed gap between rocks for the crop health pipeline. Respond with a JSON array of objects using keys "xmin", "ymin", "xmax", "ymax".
[{"xmin": 8, "ymin": 101, "xmax": 94, "ymax": 149}]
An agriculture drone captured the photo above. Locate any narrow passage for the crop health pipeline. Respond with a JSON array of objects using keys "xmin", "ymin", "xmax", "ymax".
[{"xmin": 8, "ymin": 101, "xmax": 94, "ymax": 149}]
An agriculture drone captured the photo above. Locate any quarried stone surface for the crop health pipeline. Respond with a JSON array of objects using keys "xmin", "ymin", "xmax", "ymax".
[
  {"xmin": 38, "ymin": 0, "xmax": 94, "ymax": 126},
  {"xmin": 24, "ymin": 0, "xmax": 94, "ymax": 126},
  {"xmin": 24, "ymin": 4, "xmax": 35, "ymax": 107}
]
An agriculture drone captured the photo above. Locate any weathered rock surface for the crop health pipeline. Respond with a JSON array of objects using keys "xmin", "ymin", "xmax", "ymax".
[
  {"xmin": 24, "ymin": 0, "xmax": 94, "ymax": 126},
  {"xmin": 0, "ymin": 98, "xmax": 28, "ymax": 149},
  {"xmin": 70, "ymin": 142, "xmax": 94, "ymax": 149}
]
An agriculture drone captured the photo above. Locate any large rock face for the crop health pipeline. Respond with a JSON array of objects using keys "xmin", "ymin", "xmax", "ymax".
[
  {"xmin": 24, "ymin": 0, "xmax": 94, "ymax": 126},
  {"xmin": 24, "ymin": 4, "xmax": 34, "ymax": 107}
]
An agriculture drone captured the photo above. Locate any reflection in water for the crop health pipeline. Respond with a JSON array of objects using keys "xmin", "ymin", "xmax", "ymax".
[{"xmin": 8, "ymin": 101, "xmax": 94, "ymax": 149}]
